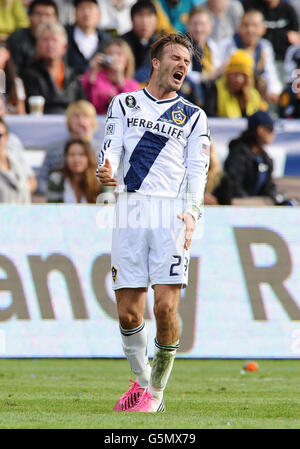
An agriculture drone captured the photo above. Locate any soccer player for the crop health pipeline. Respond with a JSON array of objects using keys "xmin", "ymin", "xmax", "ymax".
[{"xmin": 97, "ymin": 33, "xmax": 210, "ymax": 413}]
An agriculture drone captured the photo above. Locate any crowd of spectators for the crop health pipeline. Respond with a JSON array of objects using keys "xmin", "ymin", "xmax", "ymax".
[{"xmin": 0, "ymin": 0, "xmax": 299, "ymax": 205}]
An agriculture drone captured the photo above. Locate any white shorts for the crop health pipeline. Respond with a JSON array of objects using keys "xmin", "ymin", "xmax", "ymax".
[{"xmin": 111, "ymin": 193, "xmax": 190, "ymax": 290}]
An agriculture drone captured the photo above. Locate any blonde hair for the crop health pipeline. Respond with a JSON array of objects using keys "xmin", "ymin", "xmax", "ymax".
[
  {"xmin": 36, "ymin": 21, "xmax": 68, "ymax": 44},
  {"xmin": 66, "ymin": 100, "xmax": 98, "ymax": 132},
  {"xmin": 105, "ymin": 38, "xmax": 136, "ymax": 79}
]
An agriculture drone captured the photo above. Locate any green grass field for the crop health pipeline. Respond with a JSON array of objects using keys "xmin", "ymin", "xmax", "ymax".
[{"xmin": 0, "ymin": 358, "xmax": 299, "ymax": 429}]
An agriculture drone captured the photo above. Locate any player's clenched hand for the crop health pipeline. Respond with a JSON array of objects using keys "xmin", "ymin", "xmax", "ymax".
[
  {"xmin": 177, "ymin": 212, "xmax": 195, "ymax": 250},
  {"xmin": 96, "ymin": 159, "xmax": 117, "ymax": 186}
]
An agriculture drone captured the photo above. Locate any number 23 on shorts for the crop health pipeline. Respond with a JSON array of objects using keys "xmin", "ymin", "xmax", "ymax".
[{"xmin": 169, "ymin": 255, "xmax": 189, "ymax": 277}]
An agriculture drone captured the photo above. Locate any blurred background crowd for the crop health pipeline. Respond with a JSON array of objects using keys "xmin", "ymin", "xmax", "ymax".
[{"xmin": 0, "ymin": 0, "xmax": 299, "ymax": 206}]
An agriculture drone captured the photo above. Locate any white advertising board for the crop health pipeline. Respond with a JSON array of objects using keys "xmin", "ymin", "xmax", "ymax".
[{"xmin": 0, "ymin": 205, "xmax": 299, "ymax": 358}]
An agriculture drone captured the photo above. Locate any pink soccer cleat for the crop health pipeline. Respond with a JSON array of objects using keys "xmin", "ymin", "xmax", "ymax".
[
  {"xmin": 127, "ymin": 388, "xmax": 165, "ymax": 413},
  {"xmin": 113, "ymin": 380, "xmax": 145, "ymax": 411}
]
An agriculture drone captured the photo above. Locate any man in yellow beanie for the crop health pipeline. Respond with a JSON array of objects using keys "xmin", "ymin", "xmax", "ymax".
[
  {"xmin": 203, "ymin": 49, "xmax": 268, "ymax": 117},
  {"xmin": 225, "ymin": 48, "xmax": 254, "ymax": 77}
]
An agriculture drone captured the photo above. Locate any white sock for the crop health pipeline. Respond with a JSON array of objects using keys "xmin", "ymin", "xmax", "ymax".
[
  {"xmin": 120, "ymin": 321, "xmax": 151, "ymax": 387},
  {"xmin": 136, "ymin": 363, "xmax": 151, "ymax": 388},
  {"xmin": 149, "ymin": 338, "xmax": 180, "ymax": 401}
]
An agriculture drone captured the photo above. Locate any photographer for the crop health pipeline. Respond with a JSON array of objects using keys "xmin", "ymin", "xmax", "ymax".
[{"xmin": 81, "ymin": 38, "xmax": 140, "ymax": 114}]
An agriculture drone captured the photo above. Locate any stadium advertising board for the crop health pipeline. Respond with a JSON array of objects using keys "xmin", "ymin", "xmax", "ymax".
[
  {"xmin": 0, "ymin": 205, "xmax": 299, "ymax": 358},
  {"xmin": 5, "ymin": 116, "xmax": 300, "ymax": 175}
]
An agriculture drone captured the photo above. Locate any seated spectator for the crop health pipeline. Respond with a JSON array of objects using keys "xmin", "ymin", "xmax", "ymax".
[
  {"xmin": 0, "ymin": 42, "xmax": 26, "ymax": 113},
  {"xmin": 203, "ymin": 49, "xmax": 269, "ymax": 117},
  {"xmin": 6, "ymin": 0, "xmax": 59, "ymax": 74},
  {"xmin": 0, "ymin": 116, "xmax": 31, "ymax": 202},
  {"xmin": 186, "ymin": 7, "xmax": 221, "ymax": 82},
  {"xmin": 122, "ymin": 0, "xmax": 158, "ymax": 85},
  {"xmin": 65, "ymin": 0, "xmax": 111, "ymax": 76},
  {"xmin": 20, "ymin": 22, "xmax": 85, "ymax": 114},
  {"xmin": 180, "ymin": 6, "xmax": 221, "ymax": 106},
  {"xmin": 46, "ymin": 138, "xmax": 100, "ymax": 203},
  {"xmin": 219, "ymin": 9, "xmax": 282, "ymax": 104},
  {"xmin": 279, "ymin": 48, "xmax": 300, "ymax": 118},
  {"xmin": 0, "ymin": 0, "xmax": 29, "ymax": 42},
  {"xmin": 81, "ymin": 38, "xmax": 140, "ymax": 114},
  {"xmin": 220, "ymin": 110, "xmax": 296, "ymax": 205},
  {"xmin": 38, "ymin": 99, "xmax": 99, "ymax": 194},
  {"xmin": 156, "ymin": 0, "xmax": 205, "ymax": 34},
  {"xmin": 202, "ymin": 0, "xmax": 244, "ymax": 43},
  {"xmin": 242, "ymin": 0, "xmax": 300, "ymax": 62},
  {"xmin": 0, "ymin": 94, "xmax": 37, "ymax": 193}
]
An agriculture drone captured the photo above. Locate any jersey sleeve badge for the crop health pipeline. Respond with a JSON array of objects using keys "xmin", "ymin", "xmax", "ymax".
[{"xmin": 125, "ymin": 95, "xmax": 137, "ymax": 108}]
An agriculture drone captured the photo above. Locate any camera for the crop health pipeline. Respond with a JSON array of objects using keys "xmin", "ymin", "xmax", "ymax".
[{"xmin": 102, "ymin": 55, "xmax": 114, "ymax": 67}]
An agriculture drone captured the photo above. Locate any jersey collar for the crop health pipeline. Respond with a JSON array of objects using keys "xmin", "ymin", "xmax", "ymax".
[{"xmin": 143, "ymin": 88, "xmax": 179, "ymax": 104}]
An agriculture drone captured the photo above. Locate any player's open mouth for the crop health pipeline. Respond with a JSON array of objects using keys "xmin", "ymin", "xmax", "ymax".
[{"xmin": 173, "ymin": 71, "xmax": 183, "ymax": 82}]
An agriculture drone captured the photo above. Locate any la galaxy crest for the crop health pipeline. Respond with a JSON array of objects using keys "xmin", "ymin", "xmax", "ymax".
[{"xmin": 172, "ymin": 109, "xmax": 187, "ymax": 125}]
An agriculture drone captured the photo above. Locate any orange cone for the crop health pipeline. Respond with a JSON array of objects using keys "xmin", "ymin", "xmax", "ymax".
[{"xmin": 244, "ymin": 361, "xmax": 259, "ymax": 371}]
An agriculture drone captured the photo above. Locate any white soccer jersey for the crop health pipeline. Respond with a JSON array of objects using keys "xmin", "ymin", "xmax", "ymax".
[{"xmin": 98, "ymin": 88, "xmax": 210, "ymax": 220}]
